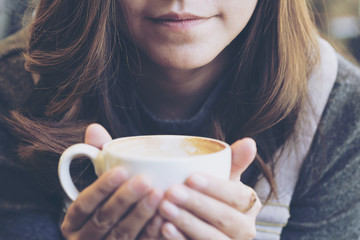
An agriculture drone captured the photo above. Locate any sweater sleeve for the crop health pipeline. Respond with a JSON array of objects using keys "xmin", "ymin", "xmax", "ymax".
[
  {"xmin": 281, "ymin": 56, "xmax": 360, "ymax": 239},
  {"xmin": 0, "ymin": 127, "xmax": 63, "ymax": 239}
]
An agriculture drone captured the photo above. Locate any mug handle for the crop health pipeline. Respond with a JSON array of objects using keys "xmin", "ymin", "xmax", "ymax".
[{"xmin": 58, "ymin": 143, "xmax": 100, "ymax": 201}]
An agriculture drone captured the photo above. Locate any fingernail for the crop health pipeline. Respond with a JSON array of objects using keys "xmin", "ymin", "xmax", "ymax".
[
  {"xmin": 243, "ymin": 191, "xmax": 258, "ymax": 212},
  {"xmin": 163, "ymin": 223, "xmax": 179, "ymax": 239},
  {"xmin": 108, "ymin": 167, "xmax": 128, "ymax": 187},
  {"xmin": 145, "ymin": 189, "xmax": 163, "ymax": 210},
  {"xmin": 189, "ymin": 174, "xmax": 208, "ymax": 189},
  {"xmin": 161, "ymin": 200, "xmax": 179, "ymax": 219},
  {"xmin": 168, "ymin": 185, "xmax": 188, "ymax": 203},
  {"xmin": 128, "ymin": 175, "xmax": 152, "ymax": 194}
]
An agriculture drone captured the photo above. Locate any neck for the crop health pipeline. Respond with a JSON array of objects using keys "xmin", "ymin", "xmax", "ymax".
[{"xmin": 135, "ymin": 53, "xmax": 228, "ymax": 120}]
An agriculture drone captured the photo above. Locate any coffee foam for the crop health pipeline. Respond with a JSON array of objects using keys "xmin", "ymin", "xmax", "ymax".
[{"xmin": 109, "ymin": 137, "xmax": 225, "ymax": 158}]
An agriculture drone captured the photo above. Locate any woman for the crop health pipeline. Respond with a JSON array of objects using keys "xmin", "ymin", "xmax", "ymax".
[{"xmin": 1, "ymin": 0, "xmax": 359, "ymax": 239}]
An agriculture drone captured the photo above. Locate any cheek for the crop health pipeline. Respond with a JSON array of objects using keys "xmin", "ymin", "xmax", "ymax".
[
  {"xmin": 220, "ymin": 1, "xmax": 258, "ymax": 37},
  {"xmin": 120, "ymin": 0, "xmax": 146, "ymax": 30}
]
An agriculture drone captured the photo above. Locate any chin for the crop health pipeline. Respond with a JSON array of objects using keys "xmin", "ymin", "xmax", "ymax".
[
  {"xmin": 156, "ymin": 58, "xmax": 211, "ymax": 70},
  {"xmin": 148, "ymin": 51, "xmax": 218, "ymax": 70}
]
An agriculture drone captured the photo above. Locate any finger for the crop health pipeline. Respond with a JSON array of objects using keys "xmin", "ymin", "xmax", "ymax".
[
  {"xmin": 162, "ymin": 222, "xmax": 187, "ymax": 240},
  {"xmin": 159, "ymin": 200, "xmax": 228, "ymax": 240},
  {"xmin": 85, "ymin": 123, "xmax": 112, "ymax": 149},
  {"xmin": 185, "ymin": 174, "xmax": 257, "ymax": 212},
  {"xmin": 245, "ymin": 193, "xmax": 262, "ymax": 219},
  {"xmin": 105, "ymin": 189, "xmax": 164, "ymax": 240},
  {"xmin": 230, "ymin": 138, "xmax": 257, "ymax": 181},
  {"xmin": 77, "ymin": 175, "xmax": 153, "ymax": 240},
  {"xmin": 61, "ymin": 167, "xmax": 128, "ymax": 235},
  {"xmin": 140, "ymin": 215, "xmax": 164, "ymax": 239},
  {"xmin": 165, "ymin": 184, "xmax": 252, "ymax": 236}
]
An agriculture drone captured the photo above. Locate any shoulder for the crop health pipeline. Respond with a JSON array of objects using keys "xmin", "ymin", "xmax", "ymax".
[
  {"xmin": 298, "ymin": 54, "xmax": 360, "ymax": 201},
  {"xmin": 321, "ymin": 55, "xmax": 360, "ymax": 140},
  {"xmin": 334, "ymin": 54, "xmax": 360, "ymax": 96},
  {"xmin": 282, "ymin": 54, "xmax": 360, "ymax": 239},
  {"xmin": 0, "ymin": 29, "xmax": 34, "ymax": 111}
]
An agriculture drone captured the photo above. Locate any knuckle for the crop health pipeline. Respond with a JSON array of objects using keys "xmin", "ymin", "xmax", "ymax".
[
  {"xmin": 229, "ymin": 184, "xmax": 250, "ymax": 210},
  {"xmin": 139, "ymin": 237, "xmax": 157, "ymax": 240},
  {"xmin": 214, "ymin": 213, "xmax": 235, "ymax": 229},
  {"xmin": 90, "ymin": 208, "xmax": 114, "ymax": 230},
  {"xmin": 133, "ymin": 208, "xmax": 148, "ymax": 220},
  {"xmin": 110, "ymin": 227, "xmax": 136, "ymax": 240},
  {"xmin": 60, "ymin": 222, "xmax": 70, "ymax": 237},
  {"xmin": 215, "ymin": 218, "xmax": 226, "ymax": 229},
  {"xmin": 245, "ymin": 225, "xmax": 256, "ymax": 240},
  {"xmin": 231, "ymin": 187, "xmax": 259, "ymax": 212},
  {"xmin": 145, "ymin": 216, "xmax": 162, "ymax": 237},
  {"xmin": 177, "ymin": 217, "xmax": 192, "ymax": 230},
  {"xmin": 229, "ymin": 196, "xmax": 244, "ymax": 210},
  {"xmin": 192, "ymin": 194, "xmax": 202, "ymax": 208},
  {"xmin": 238, "ymin": 217, "xmax": 256, "ymax": 240},
  {"xmin": 60, "ymin": 223, "xmax": 79, "ymax": 240},
  {"xmin": 232, "ymin": 221, "xmax": 256, "ymax": 240},
  {"xmin": 228, "ymin": 193, "xmax": 248, "ymax": 211},
  {"xmin": 113, "ymin": 192, "xmax": 128, "ymax": 207},
  {"xmin": 70, "ymin": 202, "xmax": 89, "ymax": 216},
  {"xmin": 96, "ymin": 182, "xmax": 113, "ymax": 196},
  {"xmin": 145, "ymin": 224, "xmax": 158, "ymax": 237},
  {"xmin": 204, "ymin": 235, "xmax": 223, "ymax": 240}
]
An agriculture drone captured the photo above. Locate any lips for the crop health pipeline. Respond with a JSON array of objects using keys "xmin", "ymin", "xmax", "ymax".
[
  {"xmin": 148, "ymin": 12, "xmax": 211, "ymax": 30},
  {"xmin": 153, "ymin": 12, "xmax": 208, "ymax": 21}
]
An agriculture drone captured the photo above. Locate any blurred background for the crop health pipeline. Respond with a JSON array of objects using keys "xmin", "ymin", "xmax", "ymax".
[
  {"xmin": 313, "ymin": 0, "xmax": 360, "ymax": 61},
  {"xmin": 1, "ymin": 0, "xmax": 360, "ymax": 61},
  {"xmin": 0, "ymin": 0, "xmax": 29, "ymax": 40}
]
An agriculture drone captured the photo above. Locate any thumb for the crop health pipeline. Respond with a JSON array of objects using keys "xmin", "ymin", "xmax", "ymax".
[
  {"xmin": 84, "ymin": 123, "xmax": 112, "ymax": 149},
  {"xmin": 230, "ymin": 138, "xmax": 257, "ymax": 181}
]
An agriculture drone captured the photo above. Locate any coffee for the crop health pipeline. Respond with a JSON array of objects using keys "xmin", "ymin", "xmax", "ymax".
[{"xmin": 108, "ymin": 136, "xmax": 225, "ymax": 158}]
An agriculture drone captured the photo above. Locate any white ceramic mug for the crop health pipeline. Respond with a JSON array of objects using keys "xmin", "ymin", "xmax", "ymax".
[{"xmin": 58, "ymin": 135, "xmax": 231, "ymax": 201}]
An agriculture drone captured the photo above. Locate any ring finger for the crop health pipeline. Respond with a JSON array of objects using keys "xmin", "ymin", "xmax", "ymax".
[
  {"xmin": 186, "ymin": 174, "xmax": 259, "ymax": 212},
  {"xmin": 159, "ymin": 200, "xmax": 229, "ymax": 240},
  {"xmin": 165, "ymin": 185, "xmax": 251, "ymax": 236}
]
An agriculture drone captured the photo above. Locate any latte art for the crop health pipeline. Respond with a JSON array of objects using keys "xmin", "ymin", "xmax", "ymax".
[{"xmin": 108, "ymin": 136, "xmax": 225, "ymax": 158}]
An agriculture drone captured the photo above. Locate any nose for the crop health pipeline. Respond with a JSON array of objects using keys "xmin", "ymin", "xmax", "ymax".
[{"xmin": 161, "ymin": 0, "xmax": 185, "ymax": 11}]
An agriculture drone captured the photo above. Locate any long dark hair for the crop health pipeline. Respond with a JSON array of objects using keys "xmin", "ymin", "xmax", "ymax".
[{"xmin": 4, "ymin": 0, "xmax": 319, "ymax": 201}]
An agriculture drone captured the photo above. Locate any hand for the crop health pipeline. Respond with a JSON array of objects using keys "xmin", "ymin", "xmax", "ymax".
[
  {"xmin": 158, "ymin": 138, "xmax": 262, "ymax": 240},
  {"xmin": 60, "ymin": 124, "xmax": 164, "ymax": 240}
]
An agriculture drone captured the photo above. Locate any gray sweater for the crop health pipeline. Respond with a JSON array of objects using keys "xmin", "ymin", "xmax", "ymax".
[
  {"xmin": 0, "ymin": 30, "xmax": 359, "ymax": 239},
  {"xmin": 281, "ymin": 55, "xmax": 360, "ymax": 239}
]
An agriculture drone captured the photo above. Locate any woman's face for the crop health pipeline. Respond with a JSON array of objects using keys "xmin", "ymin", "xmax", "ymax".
[{"xmin": 121, "ymin": 0, "xmax": 258, "ymax": 70}]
